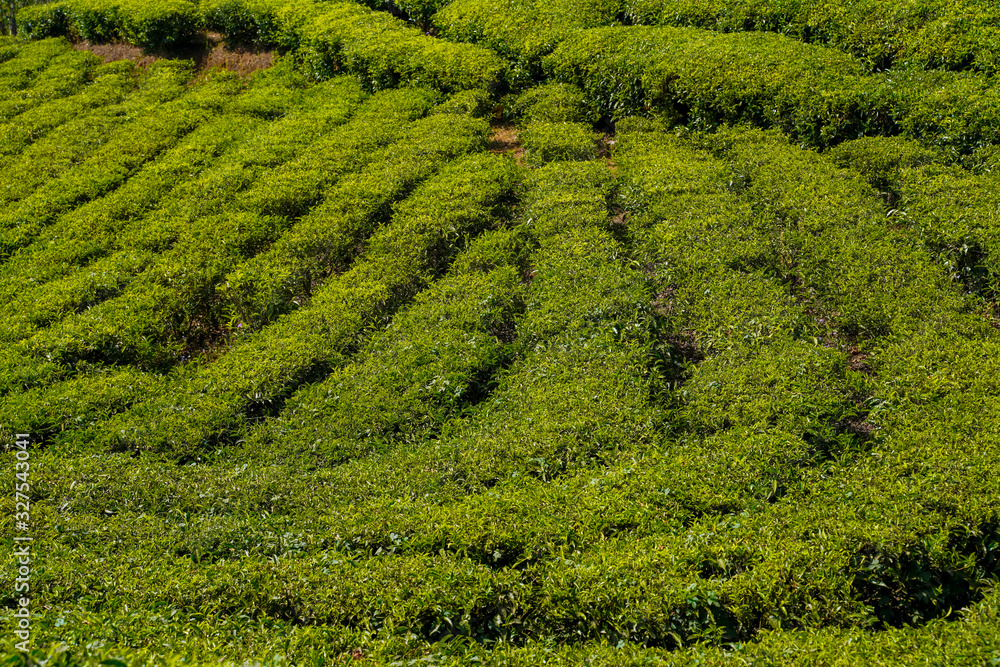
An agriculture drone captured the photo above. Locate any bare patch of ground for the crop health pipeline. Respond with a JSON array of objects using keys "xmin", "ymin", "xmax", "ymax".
[
  {"xmin": 598, "ymin": 134, "xmax": 618, "ymax": 170},
  {"xmin": 980, "ymin": 301, "xmax": 1000, "ymax": 331},
  {"xmin": 73, "ymin": 32, "xmax": 274, "ymax": 77},
  {"xmin": 73, "ymin": 41, "xmax": 158, "ymax": 68},
  {"xmin": 839, "ymin": 417, "xmax": 877, "ymax": 441},
  {"xmin": 609, "ymin": 207, "xmax": 628, "ymax": 228},
  {"xmin": 488, "ymin": 123, "xmax": 524, "ymax": 164},
  {"xmin": 198, "ymin": 33, "xmax": 274, "ymax": 77},
  {"xmin": 847, "ymin": 347, "xmax": 874, "ymax": 375}
]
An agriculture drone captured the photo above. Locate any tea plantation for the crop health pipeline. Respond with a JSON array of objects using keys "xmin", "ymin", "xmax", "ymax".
[{"xmin": 1, "ymin": 0, "xmax": 999, "ymax": 664}]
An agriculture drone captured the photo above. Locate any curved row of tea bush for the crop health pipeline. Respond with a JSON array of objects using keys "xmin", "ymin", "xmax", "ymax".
[
  {"xmin": 0, "ymin": 37, "xmax": 74, "ymax": 96},
  {"xmin": 223, "ymin": 110, "xmax": 493, "ymax": 329},
  {"xmin": 0, "ymin": 66, "xmax": 243, "ymax": 264},
  {"xmin": 14, "ymin": 0, "xmax": 506, "ymax": 91},
  {"xmin": 200, "ymin": 0, "xmax": 505, "ymax": 92},
  {"xmin": 216, "ymin": 159, "xmax": 661, "ymax": 605},
  {"xmin": 0, "ymin": 36, "xmax": 18, "ymax": 60},
  {"xmin": 88, "ymin": 151, "xmax": 514, "ymax": 458},
  {"xmin": 543, "ymin": 26, "xmax": 1000, "ymax": 154},
  {"xmin": 1, "ymin": 103, "xmax": 996, "ymax": 665},
  {"xmin": 0, "ymin": 75, "xmax": 371, "ymax": 398},
  {"xmin": 0, "ymin": 39, "xmax": 103, "ymax": 124},
  {"xmin": 302, "ymin": 121, "xmax": 1000, "ymax": 649},
  {"xmin": 2, "ymin": 17, "xmax": 999, "ymax": 666},
  {"xmin": 435, "ymin": 0, "xmax": 1000, "ymax": 154},
  {"xmin": 2, "ymin": 608, "xmax": 999, "ymax": 666},
  {"xmin": 242, "ymin": 223, "xmax": 529, "ymax": 464},
  {"xmin": 0, "ymin": 63, "xmax": 354, "ymax": 323},
  {"xmin": 564, "ymin": 122, "xmax": 1000, "ymax": 638},
  {"xmin": 0, "ymin": 82, "xmax": 404, "ymax": 448},
  {"xmin": 0, "ymin": 157, "xmax": 664, "ymax": 657},
  {"xmin": 0, "ymin": 59, "xmax": 192, "ymax": 220},
  {"xmin": 436, "ymin": 0, "xmax": 1000, "ymax": 78},
  {"xmin": 831, "ymin": 135, "xmax": 1000, "ymax": 306},
  {"xmin": 7, "ymin": 91, "xmax": 466, "ymax": 382},
  {"xmin": 2, "ymin": 83, "xmax": 393, "ymax": 381},
  {"xmin": 434, "ymin": 0, "xmax": 619, "ymax": 89},
  {"xmin": 0, "ymin": 58, "xmax": 137, "ymax": 162},
  {"xmin": 621, "ymin": 0, "xmax": 1000, "ymax": 74},
  {"xmin": 241, "ymin": 121, "xmax": 993, "ymax": 648},
  {"xmin": 311, "ymin": 126, "xmax": 869, "ymax": 648},
  {"xmin": 16, "ymin": 0, "xmax": 202, "ymax": 50},
  {"xmin": 0, "ymin": 151, "xmax": 814, "ymax": 656},
  {"xmin": 0, "ymin": 116, "xmax": 263, "ymax": 345},
  {"xmin": 15, "ymin": 0, "xmax": 1000, "ymax": 158}
]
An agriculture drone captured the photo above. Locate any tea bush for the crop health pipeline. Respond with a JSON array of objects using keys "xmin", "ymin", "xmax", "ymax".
[
  {"xmin": 435, "ymin": 1, "xmax": 1000, "ymax": 153},
  {"xmin": 246, "ymin": 239, "xmax": 526, "ymax": 464},
  {"xmin": 0, "ymin": 59, "xmax": 135, "ymax": 163},
  {"xmin": 0, "ymin": 65, "xmax": 234, "ymax": 262},
  {"xmin": 0, "ymin": 60, "xmax": 191, "ymax": 218},
  {"xmin": 545, "ymin": 26, "xmax": 1000, "ymax": 153},
  {"xmin": 9, "ymin": 91, "xmax": 448, "ymax": 372},
  {"xmin": 536, "ymin": 119, "xmax": 1000, "ymax": 642},
  {"xmin": 0, "ymin": 41, "xmax": 101, "ymax": 123},
  {"xmin": 0, "ymin": 61, "xmax": 327, "ymax": 316},
  {"xmin": 201, "ymin": 0, "xmax": 504, "ymax": 91},
  {"xmin": 3, "ymin": 5, "xmax": 1000, "ymax": 664},
  {"xmin": 0, "ymin": 76, "xmax": 368, "ymax": 395},
  {"xmin": 18, "ymin": 0, "xmax": 203, "ymax": 50},
  {"xmin": 91, "ymin": 152, "xmax": 518, "ymax": 457},
  {"xmin": 506, "ymin": 81, "xmax": 598, "ymax": 125},
  {"xmin": 221, "ymin": 112, "xmax": 487, "ymax": 328},
  {"xmin": 520, "ymin": 121, "xmax": 598, "ymax": 165},
  {"xmin": 831, "ymin": 134, "xmax": 1000, "ymax": 304},
  {"xmin": 435, "ymin": 0, "xmax": 1000, "ymax": 77},
  {"xmin": 434, "ymin": 0, "xmax": 621, "ymax": 89},
  {"xmin": 621, "ymin": 0, "xmax": 1000, "ymax": 74},
  {"xmin": 0, "ymin": 37, "xmax": 72, "ymax": 96}
]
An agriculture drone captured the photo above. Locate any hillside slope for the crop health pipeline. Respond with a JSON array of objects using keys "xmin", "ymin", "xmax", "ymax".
[{"xmin": 1, "ymin": 2, "xmax": 999, "ymax": 664}]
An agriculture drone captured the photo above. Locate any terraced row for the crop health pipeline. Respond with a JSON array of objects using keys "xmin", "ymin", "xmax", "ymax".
[{"xmin": 1, "ymin": 14, "xmax": 999, "ymax": 667}]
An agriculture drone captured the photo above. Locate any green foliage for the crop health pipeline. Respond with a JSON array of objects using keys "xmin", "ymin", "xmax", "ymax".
[
  {"xmin": 508, "ymin": 81, "xmax": 597, "ymax": 125},
  {"xmin": 248, "ymin": 242, "xmax": 526, "ymax": 464},
  {"xmin": 544, "ymin": 27, "xmax": 892, "ymax": 147},
  {"xmin": 0, "ymin": 368, "xmax": 166, "ymax": 451},
  {"xmin": 18, "ymin": 0, "xmax": 203, "ymax": 49},
  {"xmin": 0, "ymin": 57, "xmax": 135, "ymax": 161},
  {"xmin": 221, "ymin": 110, "xmax": 488, "ymax": 329},
  {"xmin": 520, "ymin": 120, "xmax": 598, "ymax": 165},
  {"xmin": 887, "ymin": 66, "xmax": 1000, "ymax": 157},
  {"xmin": 0, "ymin": 75, "xmax": 367, "ymax": 398},
  {"xmin": 0, "ymin": 62, "xmax": 230, "ymax": 261},
  {"xmin": 202, "ymin": 0, "xmax": 505, "ymax": 92},
  {"xmin": 0, "ymin": 59, "xmax": 190, "ymax": 219},
  {"xmin": 434, "ymin": 0, "xmax": 622, "ymax": 89},
  {"xmin": 432, "ymin": 0, "xmax": 1000, "ymax": 79},
  {"xmin": 435, "ymin": 0, "xmax": 1000, "ymax": 153},
  {"xmin": 621, "ymin": 0, "xmax": 1000, "ymax": 75},
  {"xmin": 430, "ymin": 87, "xmax": 492, "ymax": 117},
  {"xmin": 355, "ymin": 0, "xmax": 450, "ymax": 30},
  {"xmin": 828, "ymin": 135, "xmax": 943, "ymax": 193},
  {"xmin": 13, "ymin": 4, "xmax": 71, "ymax": 39},
  {"xmin": 0, "ymin": 35, "xmax": 17, "ymax": 56},
  {"xmin": 3, "ymin": 4, "xmax": 1000, "ymax": 664},
  {"xmin": 90, "ymin": 152, "xmax": 519, "ymax": 457},
  {"xmin": 0, "ymin": 38, "xmax": 87, "ymax": 118},
  {"xmin": 897, "ymin": 165, "xmax": 1000, "ymax": 303}
]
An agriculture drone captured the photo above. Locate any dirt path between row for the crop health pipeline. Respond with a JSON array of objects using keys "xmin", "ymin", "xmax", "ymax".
[{"xmin": 73, "ymin": 32, "xmax": 274, "ymax": 77}]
